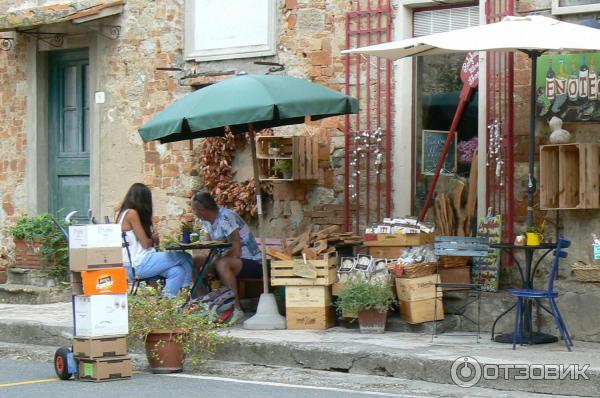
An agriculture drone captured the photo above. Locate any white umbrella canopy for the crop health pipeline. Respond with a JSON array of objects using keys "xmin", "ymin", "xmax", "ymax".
[
  {"xmin": 343, "ymin": 15, "xmax": 600, "ymax": 228},
  {"xmin": 342, "ymin": 15, "xmax": 600, "ymax": 59}
]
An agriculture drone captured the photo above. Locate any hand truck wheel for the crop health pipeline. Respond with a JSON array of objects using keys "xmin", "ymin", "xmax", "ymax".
[{"xmin": 54, "ymin": 347, "xmax": 74, "ymax": 380}]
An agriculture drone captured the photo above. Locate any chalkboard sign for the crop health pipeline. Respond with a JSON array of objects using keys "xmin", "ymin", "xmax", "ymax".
[
  {"xmin": 421, "ymin": 130, "xmax": 457, "ymax": 176},
  {"xmin": 473, "ymin": 214, "xmax": 502, "ymax": 292}
]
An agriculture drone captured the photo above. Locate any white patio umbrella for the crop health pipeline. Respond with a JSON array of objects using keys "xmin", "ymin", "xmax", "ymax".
[{"xmin": 343, "ymin": 15, "xmax": 600, "ymax": 228}]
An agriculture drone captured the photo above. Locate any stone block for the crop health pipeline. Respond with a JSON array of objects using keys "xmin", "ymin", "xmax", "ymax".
[{"xmin": 297, "ymin": 8, "xmax": 325, "ymax": 34}]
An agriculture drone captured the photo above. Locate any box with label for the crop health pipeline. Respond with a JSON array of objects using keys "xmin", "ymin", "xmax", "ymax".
[
  {"xmin": 73, "ymin": 336, "xmax": 127, "ymax": 359},
  {"xmin": 74, "ymin": 294, "xmax": 128, "ymax": 337},
  {"xmin": 395, "ymin": 274, "xmax": 441, "ymax": 301},
  {"xmin": 399, "ymin": 298, "xmax": 444, "ymax": 324},
  {"xmin": 78, "ymin": 356, "xmax": 132, "ymax": 382},
  {"xmin": 81, "ymin": 267, "xmax": 128, "ymax": 295},
  {"xmin": 285, "ymin": 286, "xmax": 332, "ymax": 308},
  {"xmin": 69, "ymin": 224, "xmax": 123, "ymax": 271},
  {"xmin": 286, "ymin": 306, "xmax": 335, "ymax": 330}
]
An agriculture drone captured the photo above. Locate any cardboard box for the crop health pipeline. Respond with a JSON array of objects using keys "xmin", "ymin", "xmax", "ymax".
[
  {"xmin": 439, "ymin": 266, "xmax": 471, "ymax": 290},
  {"xmin": 331, "ymin": 282, "xmax": 344, "ymax": 296},
  {"xmin": 395, "ymin": 274, "xmax": 441, "ymax": 301},
  {"xmin": 400, "ymin": 298, "xmax": 444, "ymax": 324},
  {"xmin": 73, "ymin": 336, "xmax": 127, "ymax": 359},
  {"xmin": 285, "ymin": 286, "xmax": 332, "ymax": 308},
  {"xmin": 69, "ymin": 224, "xmax": 123, "ymax": 271},
  {"xmin": 368, "ymin": 246, "xmax": 410, "ymax": 259},
  {"xmin": 364, "ymin": 232, "xmax": 435, "ymax": 247},
  {"xmin": 81, "ymin": 267, "xmax": 128, "ymax": 295},
  {"xmin": 286, "ymin": 306, "xmax": 335, "ymax": 330},
  {"xmin": 74, "ymin": 294, "xmax": 128, "ymax": 337},
  {"xmin": 71, "ymin": 272, "xmax": 83, "ymax": 295},
  {"xmin": 78, "ymin": 356, "xmax": 132, "ymax": 382}
]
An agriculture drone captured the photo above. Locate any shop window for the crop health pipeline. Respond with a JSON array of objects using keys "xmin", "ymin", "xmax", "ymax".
[
  {"xmin": 184, "ymin": 0, "xmax": 277, "ymax": 61},
  {"xmin": 413, "ymin": 53, "xmax": 478, "ymax": 215},
  {"xmin": 552, "ymin": 0, "xmax": 600, "ymax": 16}
]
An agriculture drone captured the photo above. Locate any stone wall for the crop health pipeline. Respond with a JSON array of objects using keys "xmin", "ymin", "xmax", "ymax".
[{"xmin": 0, "ymin": 0, "xmax": 352, "ymax": 249}]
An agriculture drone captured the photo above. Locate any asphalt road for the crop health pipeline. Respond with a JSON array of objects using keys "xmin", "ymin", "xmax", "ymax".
[{"xmin": 0, "ymin": 358, "xmax": 420, "ymax": 398}]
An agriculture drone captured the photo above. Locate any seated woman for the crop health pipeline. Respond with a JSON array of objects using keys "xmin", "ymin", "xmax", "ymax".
[{"xmin": 118, "ymin": 183, "xmax": 193, "ymax": 298}]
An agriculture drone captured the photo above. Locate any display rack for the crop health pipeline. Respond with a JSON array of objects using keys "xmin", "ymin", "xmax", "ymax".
[{"xmin": 256, "ymin": 135, "xmax": 319, "ymax": 181}]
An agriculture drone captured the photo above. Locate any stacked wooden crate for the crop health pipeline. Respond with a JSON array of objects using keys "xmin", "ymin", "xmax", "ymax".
[
  {"xmin": 270, "ymin": 252, "xmax": 337, "ymax": 330},
  {"xmin": 395, "ymin": 274, "xmax": 444, "ymax": 324},
  {"xmin": 69, "ymin": 224, "xmax": 132, "ymax": 382}
]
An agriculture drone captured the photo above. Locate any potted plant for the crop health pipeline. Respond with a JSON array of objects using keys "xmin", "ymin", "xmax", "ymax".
[
  {"xmin": 336, "ymin": 277, "xmax": 396, "ymax": 333},
  {"xmin": 128, "ymin": 287, "xmax": 225, "ymax": 373},
  {"xmin": 8, "ymin": 213, "xmax": 68, "ymax": 281},
  {"xmin": 268, "ymin": 140, "xmax": 281, "ymax": 156},
  {"xmin": 526, "ymin": 226, "xmax": 543, "ymax": 246},
  {"xmin": 272, "ymin": 159, "xmax": 293, "ymax": 179},
  {"xmin": 181, "ymin": 221, "xmax": 194, "ymax": 244}
]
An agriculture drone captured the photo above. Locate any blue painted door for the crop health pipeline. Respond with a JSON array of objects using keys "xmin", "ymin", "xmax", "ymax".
[{"xmin": 48, "ymin": 49, "xmax": 90, "ymax": 220}]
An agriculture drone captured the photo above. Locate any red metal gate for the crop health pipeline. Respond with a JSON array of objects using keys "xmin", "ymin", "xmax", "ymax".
[
  {"xmin": 344, "ymin": 0, "xmax": 393, "ymax": 233},
  {"xmin": 486, "ymin": 0, "xmax": 515, "ymax": 243}
]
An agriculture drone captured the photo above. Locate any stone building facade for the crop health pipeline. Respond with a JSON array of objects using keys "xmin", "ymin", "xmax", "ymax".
[{"xmin": 0, "ymin": 0, "xmax": 352, "ymax": 250}]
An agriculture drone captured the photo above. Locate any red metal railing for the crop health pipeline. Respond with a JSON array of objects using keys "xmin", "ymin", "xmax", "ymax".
[
  {"xmin": 344, "ymin": 0, "xmax": 393, "ymax": 233},
  {"xmin": 486, "ymin": 0, "xmax": 515, "ymax": 244}
]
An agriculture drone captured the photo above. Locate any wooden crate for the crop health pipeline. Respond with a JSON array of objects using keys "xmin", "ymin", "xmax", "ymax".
[
  {"xmin": 399, "ymin": 298, "xmax": 444, "ymax": 324},
  {"xmin": 256, "ymin": 136, "xmax": 318, "ymax": 181},
  {"xmin": 270, "ymin": 253, "xmax": 337, "ymax": 286},
  {"xmin": 395, "ymin": 274, "xmax": 441, "ymax": 301},
  {"xmin": 78, "ymin": 356, "xmax": 132, "ymax": 382},
  {"xmin": 540, "ymin": 143, "xmax": 600, "ymax": 209},
  {"xmin": 368, "ymin": 246, "xmax": 410, "ymax": 259},
  {"xmin": 286, "ymin": 306, "xmax": 335, "ymax": 329},
  {"xmin": 285, "ymin": 285, "xmax": 332, "ymax": 308},
  {"xmin": 364, "ymin": 233, "xmax": 435, "ymax": 247}
]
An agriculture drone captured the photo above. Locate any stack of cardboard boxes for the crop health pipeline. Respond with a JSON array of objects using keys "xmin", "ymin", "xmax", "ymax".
[
  {"xmin": 69, "ymin": 224, "xmax": 132, "ymax": 382},
  {"xmin": 271, "ymin": 253, "xmax": 338, "ymax": 329},
  {"xmin": 395, "ymin": 274, "xmax": 444, "ymax": 324}
]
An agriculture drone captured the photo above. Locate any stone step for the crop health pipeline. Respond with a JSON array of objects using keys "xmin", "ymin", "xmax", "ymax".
[
  {"xmin": 6, "ymin": 268, "xmax": 58, "ymax": 288},
  {"xmin": 0, "ymin": 284, "xmax": 70, "ymax": 305}
]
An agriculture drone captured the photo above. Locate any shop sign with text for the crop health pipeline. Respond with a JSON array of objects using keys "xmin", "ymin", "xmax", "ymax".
[{"xmin": 536, "ymin": 52, "xmax": 600, "ymax": 121}]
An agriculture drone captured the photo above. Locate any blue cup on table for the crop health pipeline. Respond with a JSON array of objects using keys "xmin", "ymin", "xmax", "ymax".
[{"xmin": 182, "ymin": 231, "xmax": 191, "ymax": 244}]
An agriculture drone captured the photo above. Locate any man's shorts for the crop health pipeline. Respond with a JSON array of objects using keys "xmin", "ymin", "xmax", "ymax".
[{"xmin": 237, "ymin": 258, "xmax": 263, "ymax": 278}]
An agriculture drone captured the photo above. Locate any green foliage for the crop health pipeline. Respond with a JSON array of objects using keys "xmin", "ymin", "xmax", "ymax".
[
  {"xmin": 526, "ymin": 226, "xmax": 541, "ymax": 234},
  {"xmin": 336, "ymin": 278, "xmax": 396, "ymax": 314},
  {"xmin": 128, "ymin": 288, "xmax": 226, "ymax": 365},
  {"xmin": 269, "ymin": 141, "xmax": 281, "ymax": 148},
  {"xmin": 8, "ymin": 213, "xmax": 68, "ymax": 281},
  {"xmin": 273, "ymin": 159, "xmax": 292, "ymax": 173},
  {"xmin": 181, "ymin": 221, "xmax": 194, "ymax": 233}
]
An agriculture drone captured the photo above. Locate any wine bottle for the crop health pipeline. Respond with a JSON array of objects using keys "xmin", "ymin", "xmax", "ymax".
[
  {"xmin": 568, "ymin": 59, "xmax": 579, "ymax": 102},
  {"xmin": 579, "ymin": 55, "xmax": 589, "ymax": 99},
  {"xmin": 590, "ymin": 57, "xmax": 598, "ymax": 100},
  {"xmin": 546, "ymin": 60, "xmax": 556, "ymax": 100}
]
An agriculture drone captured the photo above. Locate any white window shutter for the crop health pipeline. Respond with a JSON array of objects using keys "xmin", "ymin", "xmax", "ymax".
[{"xmin": 413, "ymin": 6, "xmax": 480, "ymax": 37}]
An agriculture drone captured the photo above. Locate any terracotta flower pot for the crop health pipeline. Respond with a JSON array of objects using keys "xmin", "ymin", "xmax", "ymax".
[
  {"xmin": 145, "ymin": 329, "xmax": 187, "ymax": 373},
  {"xmin": 13, "ymin": 239, "xmax": 44, "ymax": 269},
  {"xmin": 358, "ymin": 309, "xmax": 388, "ymax": 333}
]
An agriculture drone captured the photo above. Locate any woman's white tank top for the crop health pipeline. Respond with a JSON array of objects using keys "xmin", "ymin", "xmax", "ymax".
[{"xmin": 119, "ymin": 209, "xmax": 155, "ymax": 268}]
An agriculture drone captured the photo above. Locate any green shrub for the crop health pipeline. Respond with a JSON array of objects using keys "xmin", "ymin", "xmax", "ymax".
[
  {"xmin": 336, "ymin": 277, "xmax": 396, "ymax": 314},
  {"xmin": 8, "ymin": 213, "xmax": 69, "ymax": 281}
]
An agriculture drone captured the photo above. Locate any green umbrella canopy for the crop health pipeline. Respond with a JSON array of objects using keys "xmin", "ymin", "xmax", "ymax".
[{"xmin": 139, "ymin": 75, "xmax": 359, "ymax": 143}]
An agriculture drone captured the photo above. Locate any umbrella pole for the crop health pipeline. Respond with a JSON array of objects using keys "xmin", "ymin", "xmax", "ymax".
[
  {"xmin": 526, "ymin": 52, "xmax": 541, "ymax": 229},
  {"xmin": 244, "ymin": 124, "xmax": 286, "ymax": 330},
  {"xmin": 248, "ymin": 125, "xmax": 269, "ymax": 294}
]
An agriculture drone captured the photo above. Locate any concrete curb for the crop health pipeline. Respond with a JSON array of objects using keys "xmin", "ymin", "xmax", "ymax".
[{"xmin": 0, "ymin": 318, "xmax": 597, "ymax": 397}]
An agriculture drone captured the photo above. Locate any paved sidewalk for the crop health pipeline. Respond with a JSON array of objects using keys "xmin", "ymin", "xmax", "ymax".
[{"xmin": 0, "ymin": 302, "xmax": 597, "ymax": 396}]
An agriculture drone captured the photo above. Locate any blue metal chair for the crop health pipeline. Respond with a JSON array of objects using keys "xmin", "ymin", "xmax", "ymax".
[{"xmin": 508, "ymin": 237, "xmax": 573, "ymax": 351}]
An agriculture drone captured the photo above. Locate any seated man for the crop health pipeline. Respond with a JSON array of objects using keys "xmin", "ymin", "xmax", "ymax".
[{"xmin": 191, "ymin": 191, "xmax": 262, "ymax": 324}]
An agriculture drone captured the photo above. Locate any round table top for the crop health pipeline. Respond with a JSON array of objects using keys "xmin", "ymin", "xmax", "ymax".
[{"xmin": 490, "ymin": 242, "xmax": 555, "ymax": 250}]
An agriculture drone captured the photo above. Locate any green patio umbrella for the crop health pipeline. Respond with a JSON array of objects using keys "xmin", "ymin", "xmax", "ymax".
[{"xmin": 138, "ymin": 74, "xmax": 358, "ymax": 329}]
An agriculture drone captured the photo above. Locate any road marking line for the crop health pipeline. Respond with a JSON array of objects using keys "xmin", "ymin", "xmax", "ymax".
[
  {"xmin": 159, "ymin": 373, "xmax": 418, "ymax": 397},
  {"xmin": 0, "ymin": 378, "xmax": 59, "ymax": 388}
]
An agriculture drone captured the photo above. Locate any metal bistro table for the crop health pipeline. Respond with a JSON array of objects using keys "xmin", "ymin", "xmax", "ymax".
[
  {"xmin": 490, "ymin": 242, "xmax": 558, "ymax": 344},
  {"xmin": 165, "ymin": 240, "xmax": 231, "ymax": 298}
]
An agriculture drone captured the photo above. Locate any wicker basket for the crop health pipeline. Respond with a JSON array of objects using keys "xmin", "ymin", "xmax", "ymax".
[
  {"xmin": 438, "ymin": 256, "xmax": 470, "ymax": 269},
  {"xmin": 400, "ymin": 262, "xmax": 437, "ymax": 279},
  {"xmin": 571, "ymin": 261, "xmax": 600, "ymax": 282}
]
